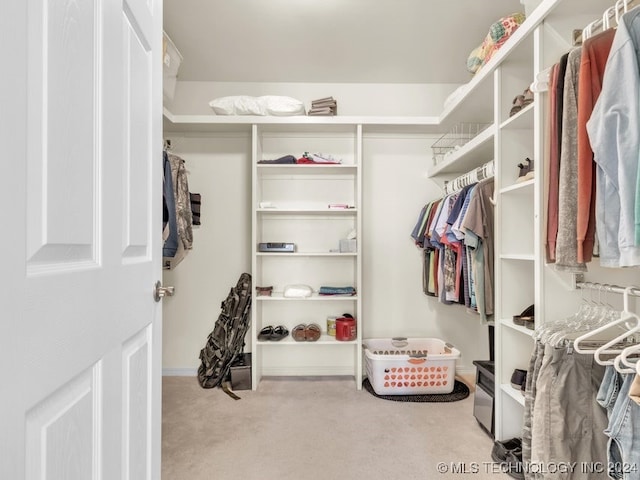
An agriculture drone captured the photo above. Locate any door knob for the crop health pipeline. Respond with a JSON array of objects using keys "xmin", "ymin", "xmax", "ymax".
[{"xmin": 154, "ymin": 280, "xmax": 175, "ymax": 302}]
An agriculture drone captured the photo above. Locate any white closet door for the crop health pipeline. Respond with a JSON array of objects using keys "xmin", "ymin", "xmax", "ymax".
[{"xmin": 0, "ymin": 0, "xmax": 163, "ymax": 479}]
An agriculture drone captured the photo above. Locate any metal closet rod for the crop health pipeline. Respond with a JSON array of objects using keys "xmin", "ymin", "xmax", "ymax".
[{"xmin": 576, "ymin": 281, "xmax": 640, "ymax": 297}]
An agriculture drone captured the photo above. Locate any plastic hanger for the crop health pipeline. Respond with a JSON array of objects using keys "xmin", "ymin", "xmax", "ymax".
[
  {"xmin": 594, "ymin": 287, "xmax": 640, "ymax": 365},
  {"xmin": 616, "ymin": 0, "xmax": 624, "ymax": 24},
  {"xmin": 615, "ymin": 342, "xmax": 640, "ymax": 373},
  {"xmin": 539, "ymin": 283, "xmax": 602, "ymax": 346},
  {"xmin": 583, "ymin": 20, "xmax": 596, "ymax": 40},
  {"xmin": 570, "ymin": 285, "xmax": 630, "ymax": 354},
  {"xmin": 603, "ymin": 6, "xmax": 615, "ymax": 31}
]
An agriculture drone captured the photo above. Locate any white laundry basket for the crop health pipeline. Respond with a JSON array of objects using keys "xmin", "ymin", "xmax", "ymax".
[{"xmin": 363, "ymin": 337, "xmax": 460, "ymax": 395}]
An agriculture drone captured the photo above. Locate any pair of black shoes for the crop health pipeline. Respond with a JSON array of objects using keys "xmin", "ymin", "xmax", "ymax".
[
  {"xmin": 257, "ymin": 325, "xmax": 289, "ymax": 341},
  {"xmin": 491, "ymin": 437, "xmax": 523, "ymax": 479}
]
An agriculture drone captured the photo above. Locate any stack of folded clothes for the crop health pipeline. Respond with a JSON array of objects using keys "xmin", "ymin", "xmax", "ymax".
[
  {"xmin": 308, "ymin": 97, "xmax": 337, "ymax": 116},
  {"xmin": 318, "ymin": 286, "xmax": 356, "ymax": 296}
]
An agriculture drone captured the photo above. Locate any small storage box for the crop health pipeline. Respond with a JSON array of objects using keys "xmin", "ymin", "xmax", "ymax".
[
  {"xmin": 162, "ymin": 31, "xmax": 183, "ymax": 102},
  {"xmin": 229, "ymin": 353, "xmax": 252, "ymax": 391},
  {"xmin": 363, "ymin": 337, "xmax": 460, "ymax": 395}
]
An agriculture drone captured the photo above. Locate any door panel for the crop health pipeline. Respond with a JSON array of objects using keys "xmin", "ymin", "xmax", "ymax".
[
  {"xmin": 26, "ymin": 0, "xmax": 100, "ymax": 269},
  {"xmin": 122, "ymin": 326, "xmax": 153, "ymax": 480},
  {"xmin": 123, "ymin": 10, "xmax": 152, "ymax": 261},
  {"xmin": 25, "ymin": 364, "xmax": 102, "ymax": 480}
]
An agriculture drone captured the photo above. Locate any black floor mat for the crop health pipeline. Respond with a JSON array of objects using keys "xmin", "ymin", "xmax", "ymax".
[{"xmin": 363, "ymin": 378, "xmax": 470, "ymax": 402}]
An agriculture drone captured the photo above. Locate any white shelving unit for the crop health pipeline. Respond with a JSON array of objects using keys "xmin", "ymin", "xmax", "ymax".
[
  {"xmin": 423, "ymin": 0, "xmax": 617, "ymax": 441},
  {"xmin": 250, "ymin": 123, "xmax": 363, "ymax": 389}
]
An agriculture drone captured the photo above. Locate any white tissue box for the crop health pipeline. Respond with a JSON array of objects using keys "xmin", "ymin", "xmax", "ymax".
[{"xmin": 339, "ymin": 239, "xmax": 357, "ymax": 253}]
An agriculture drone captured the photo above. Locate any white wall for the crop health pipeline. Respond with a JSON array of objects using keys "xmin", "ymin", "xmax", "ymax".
[
  {"xmin": 362, "ymin": 134, "xmax": 491, "ymax": 373},
  {"xmin": 162, "ymin": 134, "xmax": 252, "ymax": 373},
  {"xmin": 165, "ymin": 81, "xmax": 458, "ymax": 117}
]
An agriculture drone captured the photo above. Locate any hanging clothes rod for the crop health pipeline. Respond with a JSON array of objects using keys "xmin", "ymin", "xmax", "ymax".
[
  {"xmin": 576, "ymin": 281, "xmax": 640, "ymax": 298},
  {"xmin": 443, "ymin": 160, "xmax": 494, "ymax": 196}
]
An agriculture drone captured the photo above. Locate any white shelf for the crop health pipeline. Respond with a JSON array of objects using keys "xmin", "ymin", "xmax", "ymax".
[
  {"xmin": 501, "ymin": 318, "xmax": 535, "ymax": 337},
  {"xmin": 427, "ymin": 123, "xmax": 495, "ymax": 177},
  {"xmin": 500, "ymin": 179, "xmax": 535, "ymax": 194},
  {"xmin": 256, "ymin": 293, "xmax": 358, "ymax": 301},
  {"xmin": 257, "ymin": 335, "xmax": 358, "ymax": 346},
  {"xmin": 256, "ymin": 252, "xmax": 357, "ymax": 257},
  {"xmin": 500, "ymin": 253, "xmax": 535, "ymax": 261},
  {"xmin": 257, "ymin": 208, "xmax": 357, "ymax": 215},
  {"xmin": 164, "ymin": 108, "xmax": 442, "ymax": 134},
  {"xmin": 500, "ymin": 103, "xmax": 535, "ymax": 130},
  {"xmin": 257, "ymin": 164, "xmax": 357, "ymax": 173},
  {"xmin": 501, "ymin": 384, "xmax": 526, "ymax": 407}
]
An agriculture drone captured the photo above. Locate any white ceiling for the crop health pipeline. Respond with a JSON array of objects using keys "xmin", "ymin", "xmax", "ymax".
[{"xmin": 164, "ymin": 0, "xmax": 524, "ymax": 85}]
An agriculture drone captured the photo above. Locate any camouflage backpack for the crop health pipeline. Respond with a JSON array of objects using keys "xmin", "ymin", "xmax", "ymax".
[{"xmin": 197, "ymin": 273, "xmax": 252, "ymax": 394}]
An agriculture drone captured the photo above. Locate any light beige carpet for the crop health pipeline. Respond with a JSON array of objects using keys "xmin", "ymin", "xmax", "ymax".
[{"xmin": 162, "ymin": 376, "xmax": 511, "ymax": 480}]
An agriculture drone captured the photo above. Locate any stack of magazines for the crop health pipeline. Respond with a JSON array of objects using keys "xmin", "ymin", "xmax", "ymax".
[{"xmin": 308, "ymin": 97, "xmax": 337, "ymax": 116}]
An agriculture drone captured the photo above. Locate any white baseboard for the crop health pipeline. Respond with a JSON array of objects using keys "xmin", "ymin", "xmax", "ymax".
[
  {"xmin": 261, "ymin": 365, "xmax": 355, "ymax": 377},
  {"xmin": 456, "ymin": 366, "xmax": 476, "ymax": 377}
]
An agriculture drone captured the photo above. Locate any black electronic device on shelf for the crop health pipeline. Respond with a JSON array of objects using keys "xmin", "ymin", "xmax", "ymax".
[{"xmin": 258, "ymin": 242, "xmax": 295, "ymax": 253}]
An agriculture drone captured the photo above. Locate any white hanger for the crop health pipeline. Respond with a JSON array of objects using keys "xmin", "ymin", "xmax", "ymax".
[
  {"xmin": 583, "ymin": 20, "xmax": 596, "ymax": 40},
  {"xmin": 616, "ymin": 0, "xmax": 624, "ymax": 24},
  {"xmin": 615, "ymin": 343, "xmax": 640, "ymax": 373},
  {"xmin": 603, "ymin": 6, "xmax": 615, "ymax": 31},
  {"xmin": 593, "ymin": 287, "xmax": 640, "ymax": 365}
]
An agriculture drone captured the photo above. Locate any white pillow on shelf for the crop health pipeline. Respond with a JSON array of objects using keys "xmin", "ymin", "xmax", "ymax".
[
  {"xmin": 208, "ymin": 95, "xmax": 306, "ymax": 116},
  {"xmin": 208, "ymin": 95, "xmax": 266, "ymax": 115},
  {"xmin": 259, "ymin": 96, "xmax": 306, "ymax": 116}
]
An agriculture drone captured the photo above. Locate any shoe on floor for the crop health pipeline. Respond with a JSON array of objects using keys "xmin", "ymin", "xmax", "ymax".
[
  {"xmin": 491, "ymin": 437, "xmax": 522, "ymax": 463},
  {"xmin": 505, "ymin": 448, "xmax": 524, "ymax": 479}
]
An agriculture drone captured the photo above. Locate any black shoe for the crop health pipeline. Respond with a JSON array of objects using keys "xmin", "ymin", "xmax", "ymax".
[
  {"xmin": 510, "ymin": 369, "xmax": 527, "ymax": 390},
  {"xmin": 491, "ymin": 437, "xmax": 522, "ymax": 463},
  {"xmin": 513, "ymin": 304, "xmax": 534, "ymax": 326},
  {"xmin": 270, "ymin": 325, "xmax": 289, "ymax": 341},
  {"xmin": 257, "ymin": 325, "xmax": 289, "ymax": 341},
  {"xmin": 505, "ymin": 448, "xmax": 524, "ymax": 479},
  {"xmin": 258, "ymin": 325, "xmax": 274, "ymax": 341}
]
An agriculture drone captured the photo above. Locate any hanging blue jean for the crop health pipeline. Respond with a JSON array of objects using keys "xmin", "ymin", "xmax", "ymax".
[
  {"xmin": 602, "ymin": 373, "xmax": 640, "ymax": 479},
  {"xmin": 163, "ymin": 151, "xmax": 179, "ymax": 258}
]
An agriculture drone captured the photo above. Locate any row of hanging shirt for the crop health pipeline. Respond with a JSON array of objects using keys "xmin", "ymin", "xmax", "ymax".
[
  {"xmin": 163, "ymin": 147, "xmax": 198, "ymax": 269},
  {"xmin": 410, "ymin": 171, "xmax": 495, "ymax": 324},
  {"xmin": 545, "ymin": 0, "xmax": 640, "ymax": 272}
]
